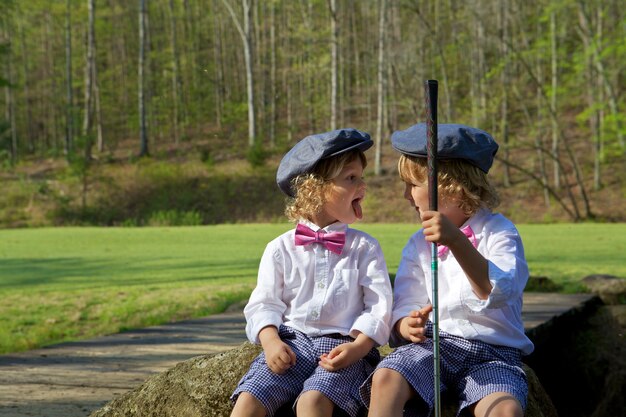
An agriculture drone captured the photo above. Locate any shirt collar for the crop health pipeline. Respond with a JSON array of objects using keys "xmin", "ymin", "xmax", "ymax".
[
  {"xmin": 463, "ymin": 208, "xmax": 490, "ymax": 231},
  {"xmin": 298, "ymin": 219, "xmax": 349, "ymax": 234}
]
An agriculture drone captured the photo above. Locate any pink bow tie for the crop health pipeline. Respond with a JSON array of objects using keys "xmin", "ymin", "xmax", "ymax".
[
  {"xmin": 294, "ymin": 223, "xmax": 346, "ymax": 255},
  {"xmin": 437, "ymin": 225, "xmax": 476, "ymax": 257}
]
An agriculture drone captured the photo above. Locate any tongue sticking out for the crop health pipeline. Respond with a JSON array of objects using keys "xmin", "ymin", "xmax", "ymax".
[{"xmin": 352, "ymin": 199, "xmax": 363, "ymax": 220}]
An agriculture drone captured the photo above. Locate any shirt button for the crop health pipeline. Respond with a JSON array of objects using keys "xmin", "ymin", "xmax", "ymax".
[
  {"xmin": 317, "ymin": 282, "xmax": 325, "ymax": 289},
  {"xmin": 311, "ymin": 310, "xmax": 319, "ymax": 318}
]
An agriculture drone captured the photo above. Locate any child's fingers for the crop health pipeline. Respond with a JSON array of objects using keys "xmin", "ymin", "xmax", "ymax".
[
  {"xmin": 319, "ymin": 351, "xmax": 348, "ymax": 371},
  {"xmin": 409, "ymin": 306, "xmax": 432, "ymax": 325},
  {"xmin": 419, "ymin": 304, "xmax": 433, "ymax": 316},
  {"xmin": 268, "ymin": 359, "xmax": 288, "ymax": 374},
  {"xmin": 326, "ymin": 344, "xmax": 344, "ymax": 359},
  {"xmin": 318, "ymin": 359, "xmax": 334, "ymax": 371},
  {"xmin": 286, "ymin": 346, "xmax": 297, "ymax": 365},
  {"xmin": 409, "ymin": 334, "xmax": 428, "ymax": 343},
  {"xmin": 421, "ymin": 210, "xmax": 436, "ymax": 221},
  {"xmin": 408, "ymin": 325, "xmax": 426, "ymax": 337},
  {"xmin": 318, "ymin": 353, "xmax": 336, "ymax": 371},
  {"xmin": 277, "ymin": 350, "xmax": 291, "ymax": 365},
  {"xmin": 318, "ymin": 345, "xmax": 348, "ymax": 371}
]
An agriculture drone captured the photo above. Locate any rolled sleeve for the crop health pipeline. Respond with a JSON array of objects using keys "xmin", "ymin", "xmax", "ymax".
[
  {"xmin": 350, "ymin": 242, "xmax": 393, "ymax": 346},
  {"xmin": 461, "ymin": 228, "xmax": 528, "ymax": 312},
  {"xmin": 245, "ymin": 309, "xmax": 284, "ymax": 344},
  {"xmin": 244, "ymin": 244, "xmax": 287, "ymax": 344},
  {"xmin": 389, "ymin": 236, "xmax": 430, "ymax": 346}
]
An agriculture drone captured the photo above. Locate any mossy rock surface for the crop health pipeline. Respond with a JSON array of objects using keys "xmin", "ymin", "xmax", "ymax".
[{"xmin": 90, "ymin": 342, "xmax": 557, "ymax": 417}]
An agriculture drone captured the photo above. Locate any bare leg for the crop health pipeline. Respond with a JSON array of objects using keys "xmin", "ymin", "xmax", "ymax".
[
  {"xmin": 470, "ymin": 392, "xmax": 523, "ymax": 417},
  {"xmin": 230, "ymin": 392, "xmax": 267, "ymax": 417},
  {"xmin": 296, "ymin": 390, "xmax": 334, "ymax": 417},
  {"xmin": 367, "ymin": 368, "xmax": 414, "ymax": 417}
]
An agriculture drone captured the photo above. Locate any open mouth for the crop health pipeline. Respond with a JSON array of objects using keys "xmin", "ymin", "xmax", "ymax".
[{"xmin": 352, "ymin": 197, "xmax": 363, "ymax": 219}]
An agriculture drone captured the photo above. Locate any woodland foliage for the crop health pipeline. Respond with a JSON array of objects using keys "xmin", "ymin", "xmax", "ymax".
[{"xmin": 0, "ymin": 0, "xmax": 624, "ymax": 223}]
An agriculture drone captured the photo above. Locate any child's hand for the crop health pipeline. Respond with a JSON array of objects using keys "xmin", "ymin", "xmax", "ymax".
[
  {"xmin": 421, "ymin": 210, "xmax": 465, "ymax": 248},
  {"xmin": 263, "ymin": 338, "xmax": 297, "ymax": 374},
  {"xmin": 396, "ymin": 305, "xmax": 433, "ymax": 343},
  {"xmin": 318, "ymin": 333, "xmax": 374, "ymax": 372},
  {"xmin": 258, "ymin": 326, "xmax": 297, "ymax": 374}
]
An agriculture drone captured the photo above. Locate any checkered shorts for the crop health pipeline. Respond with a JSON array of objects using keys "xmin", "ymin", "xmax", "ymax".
[
  {"xmin": 231, "ymin": 325, "xmax": 380, "ymax": 417},
  {"xmin": 360, "ymin": 323, "xmax": 527, "ymax": 417}
]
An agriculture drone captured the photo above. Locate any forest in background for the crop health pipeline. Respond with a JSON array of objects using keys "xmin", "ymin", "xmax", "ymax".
[{"xmin": 0, "ymin": 0, "xmax": 624, "ymax": 226}]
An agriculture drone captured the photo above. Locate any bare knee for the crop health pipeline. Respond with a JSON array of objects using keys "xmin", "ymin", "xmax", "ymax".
[
  {"xmin": 296, "ymin": 390, "xmax": 333, "ymax": 417},
  {"xmin": 368, "ymin": 368, "xmax": 413, "ymax": 416},
  {"xmin": 372, "ymin": 368, "xmax": 408, "ymax": 393},
  {"xmin": 231, "ymin": 392, "xmax": 266, "ymax": 417},
  {"xmin": 472, "ymin": 392, "xmax": 523, "ymax": 417}
]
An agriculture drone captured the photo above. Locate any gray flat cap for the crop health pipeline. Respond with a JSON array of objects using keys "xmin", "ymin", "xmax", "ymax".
[
  {"xmin": 277, "ymin": 128, "xmax": 373, "ymax": 197},
  {"xmin": 391, "ymin": 123, "xmax": 499, "ymax": 173}
]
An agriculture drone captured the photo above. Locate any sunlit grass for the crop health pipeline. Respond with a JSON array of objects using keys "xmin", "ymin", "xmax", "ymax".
[{"xmin": 1, "ymin": 223, "xmax": 624, "ymax": 353}]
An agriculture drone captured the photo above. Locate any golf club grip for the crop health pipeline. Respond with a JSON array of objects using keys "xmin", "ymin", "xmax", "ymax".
[{"xmin": 424, "ymin": 80, "xmax": 438, "ymax": 211}]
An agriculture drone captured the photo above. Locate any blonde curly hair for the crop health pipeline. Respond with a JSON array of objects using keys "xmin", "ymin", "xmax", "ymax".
[
  {"xmin": 397, "ymin": 154, "xmax": 499, "ymax": 216},
  {"xmin": 285, "ymin": 150, "xmax": 367, "ymax": 223}
]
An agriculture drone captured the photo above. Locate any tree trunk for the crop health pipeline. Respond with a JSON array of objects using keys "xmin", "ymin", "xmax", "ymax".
[
  {"xmin": 535, "ymin": 18, "xmax": 549, "ymax": 208},
  {"xmin": 299, "ymin": 0, "xmax": 316, "ymax": 132},
  {"xmin": 496, "ymin": 157, "xmax": 577, "ymax": 221},
  {"xmin": 3, "ymin": 25, "xmax": 17, "ymax": 164},
  {"xmin": 44, "ymin": 12, "xmax": 60, "ymax": 152},
  {"xmin": 220, "ymin": 0, "xmax": 256, "ymax": 146},
  {"xmin": 138, "ymin": 0, "xmax": 149, "ymax": 157},
  {"xmin": 576, "ymin": 6, "xmax": 601, "ymax": 191},
  {"xmin": 89, "ymin": 0, "xmax": 103, "ymax": 154},
  {"xmin": 83, "ymin": 0, "xmax": 95, "ymax": 160},
  {"xmin": 243, "ymin": 0, "xmax": 256, "ymax": 146},
  {"xmin": 19, "ymin": 23, "xmax": 34, "ymax": 153},
  {"xmin": 269, "ymin": 1, "xmax": 276, "ymax": 147},
  {"xmin": 94, "ymin": 62, "xmax": 103, "ymax": 152},
  {"xmin": 499, "ymin": 0, "xmax": 510, "ymax": 187},
  {"xmin": 328, "ymin": 0, "xmax": 338, "ymax": 130},
  {"xmin": 411, "ymin": 4, "xmax": 452, "ymax": 121},
  {"xmin": 374, "ymin": 0, "xmax": 387, "ymax": 176},
  {"xmin": 550, "ymin": 10, "xmax": 559, "ymax": 189},
  {"xmin": 577, "ymin": 0, "xmax": 623, "ymax": 148},
  {"xmin": 284, "ymin": 2, "xmax": 293, "ymax": 143},
  {"xmin": 211, "ymin": 0, "xmax": 224, "ymax": 129},
  {"xmin": 168, "ymin": 0, "xmax": 181, "ymax": 144},
  {"xmin": 65, "ymin": 0, "xmax": 74, "ymax": 157}
]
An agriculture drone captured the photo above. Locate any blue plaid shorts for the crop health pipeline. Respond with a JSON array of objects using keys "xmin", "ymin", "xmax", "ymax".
[
  {"xmin": 231, "ymin": 325, "xmax": 380, "ymax": 417},
  {"xmin": 360, "ymin": 323, "xmax": 527, "ymax": 416}
]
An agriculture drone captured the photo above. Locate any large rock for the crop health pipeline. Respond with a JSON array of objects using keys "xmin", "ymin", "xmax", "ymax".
[
  {"xmin": 90, "ymin": 342, "xmax": 557, "ymax": 417},
  {"xmin": 582, "ymin": 274, "xmax": 626, "ymax": 305}
]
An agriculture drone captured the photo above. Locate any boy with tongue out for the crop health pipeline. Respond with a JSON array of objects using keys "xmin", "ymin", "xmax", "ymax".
[{"xmin": 230, "ymin": 128, "xmax": 393, "ymax": 417}]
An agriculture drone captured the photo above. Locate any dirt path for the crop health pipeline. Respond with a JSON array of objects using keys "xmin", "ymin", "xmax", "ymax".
[{"xmin": 0, "ymin": 294, "xmax": 596, "ymax": 417}]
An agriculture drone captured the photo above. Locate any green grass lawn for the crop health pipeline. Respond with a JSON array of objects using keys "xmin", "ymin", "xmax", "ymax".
[{"xmin": 1, "ymin": 223, "xmax": 624, "ymax": 354}]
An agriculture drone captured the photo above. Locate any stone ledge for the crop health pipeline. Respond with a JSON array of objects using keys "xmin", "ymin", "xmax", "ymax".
[{"xmin": 89, "ymin": 342, "xmax": 558, "ymax": 417}]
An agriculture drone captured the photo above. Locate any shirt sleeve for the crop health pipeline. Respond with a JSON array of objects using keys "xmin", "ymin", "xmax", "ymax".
[
  {"xmin": 349, "ymin": 240, "xmax": 393, "ymax": 347},
  {"xmin": 389, "ymin": 234, "xmax": 430, "ymax": 346},
  {"xmin": 460, "ymin": 227, "xmax": 529, "ymax": 311},
  {"xmin": 243, "ymin": 242, "xmax": 287, "ymax": 344}
]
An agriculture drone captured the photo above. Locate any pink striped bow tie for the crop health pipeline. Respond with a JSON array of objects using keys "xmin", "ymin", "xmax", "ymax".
[
  {"xmin": 294, "ymin": 223, "xmax": 346, "ymax": 255},
  {"xmin": 437, "ymin": 225, "xmax": 476, "ymax": 257}
]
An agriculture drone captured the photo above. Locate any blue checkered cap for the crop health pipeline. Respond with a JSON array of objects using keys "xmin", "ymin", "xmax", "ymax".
[
  {"xmin": 277, "ymin": 128, "xmax": 373, "ymax": 197},
  {"xmin": 391, "ymin": 123, "xmax": 499, "ymax": 173}
]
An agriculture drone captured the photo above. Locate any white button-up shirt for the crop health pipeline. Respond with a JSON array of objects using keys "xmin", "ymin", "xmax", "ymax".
[
  {"xmin": 244, "ymin": 220, "xmax": 393, "ymax": 347},
  {"xmin": 391, "ymin": 209, "xmax": 534, "ymax": 355}
]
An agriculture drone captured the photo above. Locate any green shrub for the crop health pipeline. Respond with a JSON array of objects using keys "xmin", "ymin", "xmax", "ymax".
[
  {"xmin": 246, "ymin": 142, "xmax": 267, "ymax": 168},
  {"xmin": 147, "ymin": 210, "xmax": 203, "ymax": 226}
]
